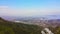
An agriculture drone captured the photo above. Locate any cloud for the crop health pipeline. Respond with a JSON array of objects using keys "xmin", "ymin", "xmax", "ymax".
[{"xmin": 0, "ymin": 6, "xmax": 60, "ymax": 17}]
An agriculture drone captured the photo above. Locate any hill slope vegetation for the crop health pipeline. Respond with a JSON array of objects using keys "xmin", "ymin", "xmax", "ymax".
[
  {"xmin": 0, "ymin": 17, "xmax": 43, "ymax": 34},
  {"xmin": 0, "ymin": 17, "xmax": 60, "ymax": 34}
]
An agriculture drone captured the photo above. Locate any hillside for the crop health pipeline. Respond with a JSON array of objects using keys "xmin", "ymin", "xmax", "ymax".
[
  {"xmin": 0, "ymin": 17, "xmax": 60, "ymax": 34},
  {"xmin": 0, "ymin": 17, "xmax": 43, "ymax": 34}
]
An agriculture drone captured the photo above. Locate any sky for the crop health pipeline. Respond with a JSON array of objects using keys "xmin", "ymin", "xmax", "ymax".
[{"xmin": 0, "ymin": 0, "xmax": 60, "ymax": 17}]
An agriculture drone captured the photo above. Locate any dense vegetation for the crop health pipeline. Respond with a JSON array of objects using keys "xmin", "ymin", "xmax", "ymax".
[
  {"xmin": 49, "ymin": 26, "xmax": 60, "ymax": 34},
  {"xmin": 0, "ymin": 17, "xmax": 60, "ymax": 34},
  {"xmin": 0, "ymin": 17, "xmax": 43, "ymax": 34}
]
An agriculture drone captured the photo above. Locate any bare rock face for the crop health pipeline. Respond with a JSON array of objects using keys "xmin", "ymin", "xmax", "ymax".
[{"xmin": 41, "ymin": 28, "xmax": 54, "ymax": 34}]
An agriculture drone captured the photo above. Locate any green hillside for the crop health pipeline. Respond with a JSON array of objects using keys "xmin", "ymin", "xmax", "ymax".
[
  {"xmin": 0, "ymin": 17, "xmax": 60, "ymax": 34},
  {"xmin": 0, "ymin": 17, "xmax": 43, "ymax": 34}
]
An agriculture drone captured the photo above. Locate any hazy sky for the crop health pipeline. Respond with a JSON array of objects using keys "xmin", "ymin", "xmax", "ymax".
[{"xmin": 0, "ymin": 0, "xmax": 60, "ymax": 17}]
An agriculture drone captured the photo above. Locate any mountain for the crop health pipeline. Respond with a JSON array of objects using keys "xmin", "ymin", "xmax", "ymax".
[
  {"xmin": 0, "ymin": 17, "xmax": 43, "ymax": 34},
  {"xmin": 0, "ymin": 17, "xmax": 60, "ymax": 34}
]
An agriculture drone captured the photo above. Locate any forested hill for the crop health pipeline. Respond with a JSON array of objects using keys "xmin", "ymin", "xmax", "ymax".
[
  {"xmin": 0, "ymin": 17, "xmax": 60, "ymax": 34},
  {"xmin": 0, "ymin": 17, "xmax": 43, "ymax": 34}
]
